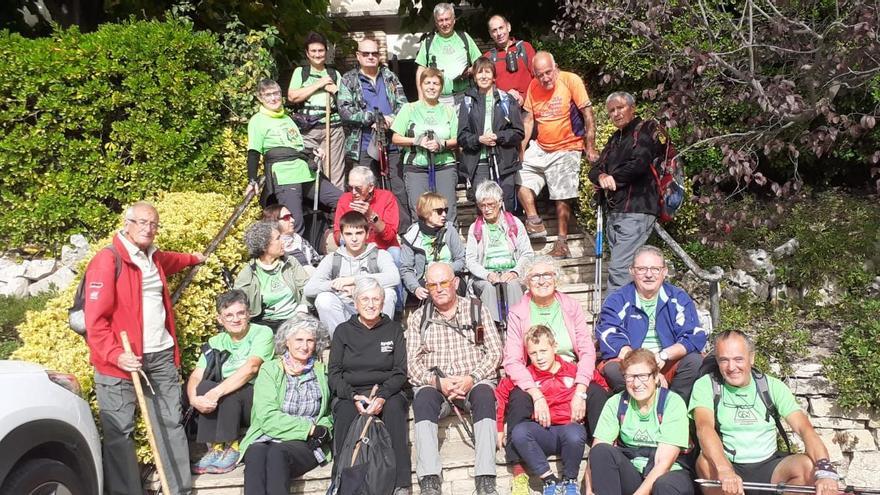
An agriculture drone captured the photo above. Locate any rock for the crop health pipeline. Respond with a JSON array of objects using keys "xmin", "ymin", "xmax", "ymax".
[
  {"xmin": 809, "ymin": 416, "xmax": 865, "ymax": 430},
  {"xmin": 28, "ymin": 267, "xmax": 76, "ymax": 296},
  {"xmin": 845, "ymin": 451, "xmax": 880, "ymax": 486},
  {"xmin": 788, "ymin": 376, "xmax": 835, "ymax": 396},
  {"xmin": 790, "ymin": 362, "xmax": 824, "ymax": 377},
  {"xmin": 0, "ymin": 263, "xmax": 27, "ymax": 283},
  {"xmin": 773, "ymin": 238, "xmax": 799, "ymax": 257},
  {"xmin": 814, "ymin": 277, "xmax": 842, "ymax": 307},
  {"xmin": 0, "ymin": 258, "xmax": 15, "ymax": 271},
  {"xmin": 0, "ymin": 277, "xmax": 29, "ymax": 298},
  {"xmin": 817, "ymin": 428, "xmax": 878, "ymax": 452},
  {"xmin": 60, "ymin": 244, "xmax": 88, "ymax": 268},
  {"xmin": 23, "ymin": 259, "xmax": 56, "ymax": 281},
  {"xmin": 727, "ymin": 269, "xmax": 769, "ymax": 299},
  {"xmin": 807, "ymin": 430, "xmax": 846, "ymax": 464},
  {"xmin": 70, "ymin": 234, "xmax": 89, "ymax": 250},
  {"xmin": 810, "ymin": 397, "xmax": 875, "ymax": 421},
  {"xmin": 746, "ymin": 249, "xmax": 775, "ymax": 280}
]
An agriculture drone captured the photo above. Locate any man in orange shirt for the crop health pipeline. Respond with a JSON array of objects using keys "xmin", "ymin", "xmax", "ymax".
[{"xmin": 518, "ymin": 51, "xmax": 598, "ymax": 259}]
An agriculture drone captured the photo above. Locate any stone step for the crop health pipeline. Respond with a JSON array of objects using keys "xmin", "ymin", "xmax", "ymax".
[{"xmin": 454, "ymin": 215, "xmax": 585, "ymax": 237}]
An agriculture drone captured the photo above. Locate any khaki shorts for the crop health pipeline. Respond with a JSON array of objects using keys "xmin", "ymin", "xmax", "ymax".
[{"xmin": 516, "ymin": 141, "xmax": 582, "ymax": 200}]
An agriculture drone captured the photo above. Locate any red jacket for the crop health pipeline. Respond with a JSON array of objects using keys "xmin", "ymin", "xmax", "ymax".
[
  {"xmin": 333, "ymin": 188, "xmax": 400, "ymax": 249},
  {"xmin": 84, "ymin": 234, "xmax": 199, "ymax": 379}
]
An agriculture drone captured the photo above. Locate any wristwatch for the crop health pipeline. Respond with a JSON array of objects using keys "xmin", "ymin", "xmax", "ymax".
[
  {"xmin": 370, "ymin": 213, "xmax": 380, "ymax": 223},
  {"xmin": 658, "ymin": 350, "xmax": 669, "ymax": 362},
  {"xmin": 576, "ymin": 391, "xmax": 588, "ymax": 400}
]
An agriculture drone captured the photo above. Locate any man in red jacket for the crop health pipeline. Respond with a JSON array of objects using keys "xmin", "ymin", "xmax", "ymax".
[
  {"xmin": 84, "ymin": 201, "xmax": 205, "ymax": 495},
  {"xmin": 333, "ymin": 165, "xmax": 401, "ymax": 257}
]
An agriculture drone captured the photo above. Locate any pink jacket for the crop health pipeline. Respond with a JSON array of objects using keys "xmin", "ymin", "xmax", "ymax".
[{"xmin": 503, "ymin": 291, "xmax": 596, "ymax": 391}]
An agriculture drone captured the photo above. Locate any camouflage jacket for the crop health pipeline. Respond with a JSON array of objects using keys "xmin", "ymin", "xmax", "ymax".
[{"xmin": 338, "ymin": 66, "xmax": 408, "ymax": 162}]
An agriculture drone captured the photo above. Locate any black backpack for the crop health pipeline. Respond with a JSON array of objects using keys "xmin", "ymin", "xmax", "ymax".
[
  {"xmin": 292, "ymin": 65, "xmax": 341, "ymax": 130},
  {"xmin": 423, "ymin": 31, "xmax": 474, "ymax": 68},
  {"xmin": 331, "ymin": 414, "xmax": 396, "ymax": 495},
  {"xmin": 488, "ymin": 40, "xmax": 529, "ymax": 69},
  {"xmin": 330, "ymin": 249, "xmax": 380, "ymax": 280},
  {"xmin": 68, "ymin": 245, "xmax": 121, "ymax": 336},
  {"xmin": 615, "ymin": 387, "xmax": 694, "ymax": 473}
]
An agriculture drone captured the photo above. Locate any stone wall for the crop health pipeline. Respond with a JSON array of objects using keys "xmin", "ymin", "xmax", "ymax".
[{"xmin": 0, "ymin": 234, "xmax": 89, "ymax": 297}]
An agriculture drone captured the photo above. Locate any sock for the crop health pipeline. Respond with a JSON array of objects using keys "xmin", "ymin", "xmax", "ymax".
[
  {"xmin": 513, "ymin": 463, "xmax": 527, "ymax": 476},
  {"xmin": 542, "ymin": 474, "xmax": 559, "ymax": 486},
  {"xmin": 527, "ymin": 215, "xmax": 542, "ymax": 224},
  {"xmin": 229, "ymin": 440, "xmax": 240, "ymax": 452},
  {"xmin": 211, "ymin": 442, "xmax": 224, "ymax": 452}
]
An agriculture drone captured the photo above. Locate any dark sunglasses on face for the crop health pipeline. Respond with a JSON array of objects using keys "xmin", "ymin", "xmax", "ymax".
[
  {"xmin": 280, "ymin": 214, "xmax": 293, "ymax": 221},
  {"xmin": 433, "ymin": 207, "xmax": 449, "ymax": 215},
  {"xmin": 359, "ymin": 51, "xmax": 380, "ymax": 58}
]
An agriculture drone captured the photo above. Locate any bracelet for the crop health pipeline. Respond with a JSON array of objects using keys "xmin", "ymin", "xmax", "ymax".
[
  {"xmin": 533, "ymin": 396, "xmax": 547, "ymax": 403},
  {"xmin": 815, "ymin": 470, "xmax": 840, "ymax": 480}
]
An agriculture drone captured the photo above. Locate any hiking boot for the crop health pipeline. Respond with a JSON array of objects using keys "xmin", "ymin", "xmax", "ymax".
[
  {"xmin": 548, "ymin": 239, "xmax": 570, "ymax": 259},
  {"xmin": 525, "ymin": 219, "xmax": 548, "ymax": 239},
  {"xmin": 542, "ymin": 480, "xmax": 564, "ymax": 495},
  {"xmin": 510, "ymin": 473, "xmax": 530, "ymax": 495},
  {"xmin": 206, "ymin": 447, "xmax": 240, "ymax": 474},
  {"xmin": 475, "ymin": 475, "xmax": 498, "ymax": 495},
  {"xmin": 191, "ymin": 448, "xmax": 223, "ymax": 474},
  {"xmin": 418, "ymin": 475, "xmax": 442, "ymax": 495},
  {"xmin": 563, "ymin": 479, "xmax": 581, "ymax": 495},
  {"xmin": 392, "ymin": 487, "xmax": 412, "ymax": 495}
]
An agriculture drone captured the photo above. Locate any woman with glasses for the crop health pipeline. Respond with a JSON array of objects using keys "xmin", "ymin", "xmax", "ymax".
[
  {"xmin": 187, "ymin": 289, "xmax": 276, "ymax": 475},
  {"xmin": 391, "ymin": 67, "xmax": 460, "ymax": 224},
  {"xmin": 465, "ymin": 180, "xmax": 532, "ymax": 324},
  {"xmin": 261, "ymin": 205, "xmax": 321, "ymax": 273},
  {"xmin": 457, "ymin": 56, "xmax": 524, "ymax": 211},
  {"xmin": 328, "ymin": 278, "xmax": 412, "ymax": 495},
  {"xmin": 400, "ymin": 192, "xmax": 466, "ymax": 302},
  {"xmin": 234, "ymin": 221, "xmax": 310, "ymax": 332},
  {"xmin": 501, "ymin": 255, "xmax": 609, "ymax": 495},
  {"xmin": 586, "ymin": 348, "xmax": 692, "ymax": 495}
]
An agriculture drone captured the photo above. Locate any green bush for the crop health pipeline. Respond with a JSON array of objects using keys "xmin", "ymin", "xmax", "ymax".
[
  {"xmin": 824, "ymin": 298, "xmax": 880, "ymax": 411},
  {"xmin": 0, "ymin": 293, "xmax": 53, "ymax": 359}
]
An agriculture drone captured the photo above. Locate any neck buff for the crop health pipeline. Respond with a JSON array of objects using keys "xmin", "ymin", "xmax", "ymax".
[{"xmin": 259, "ymin": 105, "xmax": 285, "ymax": 118}]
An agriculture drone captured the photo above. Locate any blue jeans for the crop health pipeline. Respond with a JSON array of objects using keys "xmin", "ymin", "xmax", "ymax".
[{"xmin": 510, "ymin": 421, "xmax": 587, "ymax": 480}]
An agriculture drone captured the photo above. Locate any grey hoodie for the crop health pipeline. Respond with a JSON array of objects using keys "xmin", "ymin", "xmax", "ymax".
[{"xmin": 303, "ymin": 243, "xmax": 400, "ymax": 302}]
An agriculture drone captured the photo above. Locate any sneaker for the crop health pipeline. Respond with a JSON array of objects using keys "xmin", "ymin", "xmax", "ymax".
[
  {"xmin": 418, "ymin": 474, "xmax": 442, "ymax": 495},
  {"xmin": 542, "ymin": 481, "xmax": 564, "ymax": 495},
  {"xmin": 191, "ymin": 448, "xmax": 223, "ymax": 474},
  {"xmin": 548, "ymin": 239, "xmax": 570, "ymax": 259},
  {"xmin": 475, "ymin": 475, "xmax": 498, "ymax": 495},
  {"xmin": 525, "ymin": 219, "xmax": 548, "ymax": 239},
  {"xmin": 510, "ymin": 473, "xmax": 530, "ymax": 495},
  {"xmin": 206, "ymin": 447, "xmax": 240, "ymax": 474},
  {"xmin": 563, "ymin": 479, "xmax": 581, "ymax": 495}
]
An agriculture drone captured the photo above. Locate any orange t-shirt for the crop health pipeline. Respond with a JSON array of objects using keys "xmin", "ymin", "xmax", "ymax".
[{"xmin": 524, "ymin": 71, "xmax": 591, "ymax": 152}]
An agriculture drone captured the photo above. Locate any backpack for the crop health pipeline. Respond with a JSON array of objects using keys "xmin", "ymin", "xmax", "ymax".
[
  {"xmin": 293, "ymin": 65, "xmax": 341, "ymax": 129},
  {"xmin": 616, "ymin": 387, "xmax": 694, "ymax": 473},
  {"xmin": 68, "ymin": 245, "xmax": 122, "ymax": 336},
  {"xmin": 462, "ymin": 90, "xmax": 511, "ymax": 121},
  {"xmin": 330, "ymin": 249, "xmax": 380, "ymax": 280},
  {"xmin": 418, "ymin": 297, "xmax": 485, "ymax": 345},
  {"xmin": 331, "ymin": 414, "xmax": 396, "ymax": 495},
  {"xmin": 633, "ymin": 120, "xmax": 686, "ymax": 223},
  {"xmin": 423, "ymin": 31, "xmax": 474, "ymax": 68},
  {"xmin": 488, "ymin": 40, "xmax": 529, "ymax": 69},
  {"xmin": 473, "ymin": 211, "xmax": 519, "ymax": 244}
]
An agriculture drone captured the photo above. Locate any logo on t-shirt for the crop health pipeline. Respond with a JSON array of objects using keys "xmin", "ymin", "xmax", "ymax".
[
  {"xmin": 734, "ymin": 406, "xmax": 759, "ymax": 425},
  {"xmin": 380, "ymin": 340, "xmax": 394, "ymax": 353},
  {"xmin": 632, "ymin": 429, "xmax": 653, "ymax": 444},
  {"xmin": 287, "ymin": 126, "xmax": 300, "ymax": 140}
]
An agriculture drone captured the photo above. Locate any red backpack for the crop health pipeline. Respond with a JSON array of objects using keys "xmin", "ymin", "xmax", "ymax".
[
  {"xmin": 473, "ymin": 211, "xmax": 519, "ymax": 244},
  {"xmin": 633, "ymin": 120, "xmax": 686, "ymax": 223}
]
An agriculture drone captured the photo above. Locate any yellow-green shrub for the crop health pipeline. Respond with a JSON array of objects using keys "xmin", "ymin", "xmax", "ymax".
[{"xmin": 13, "ymin": 190, "xmax": 261, "ymax": 461}]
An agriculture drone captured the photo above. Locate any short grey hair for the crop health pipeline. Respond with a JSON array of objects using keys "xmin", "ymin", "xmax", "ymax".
[
  {"xmin": 349, "ymin": 166, "xmax": 376, "ymax": 187},
  {"xmin": 474, "ymin": 181, "xmax": 503, "ymax": 205},
  {"xmin": 353, "ymin": 277, "xmax": 384, "ymax": 301},
  {"xmin": 606, "ymin": 91, "xmax": 636, "ymax": 107},
  {"xmin": 216, "ymin": 289, "xmax": 250, "ymax": 313},
  {"xmin": 520, "ymin": 254, "xmax": 559, "ymax": 279},
  {"xmin": 714, "ymin": 330, "xmax": 755, "ymax": 353},
  {"xmin": 244, "ymin": 220, "xmax": 278, "ymax": 259},
  {"xmin": 274, "ymin": 313, "xmax": 330, "ymax": 356},
  {"xmin": 631, "ymin": 245, "xmax": 665, "ymax": 267},
  {"xmin": 433, "ymin": 2, "xmax": 454, "ymax": 19}
]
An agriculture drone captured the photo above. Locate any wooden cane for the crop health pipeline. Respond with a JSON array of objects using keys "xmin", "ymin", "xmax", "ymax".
[{"xmin": 120, "ymin": 331, "xmax": 172, "ymax": 495}]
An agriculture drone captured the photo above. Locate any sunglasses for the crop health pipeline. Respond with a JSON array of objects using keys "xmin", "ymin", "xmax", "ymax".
[
  {"xmin": 433, "ymin": 207, "xmax": 449, "ymax": 215},
  {"xmin": 359, "ymin": 51, "xmax": 380, "ymax": 58},
  {"xmin": 279, "ymin": 214, "xmax": 293, "ymax": 222},
  {"xmin": 425, "ymin": 279, "xmax": 454, "ymax": 291}
]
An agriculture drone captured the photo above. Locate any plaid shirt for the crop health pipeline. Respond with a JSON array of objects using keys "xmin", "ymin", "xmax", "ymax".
[{"xmin": 405, "ymin": 296, "xmax": 502, "ymax": 387}]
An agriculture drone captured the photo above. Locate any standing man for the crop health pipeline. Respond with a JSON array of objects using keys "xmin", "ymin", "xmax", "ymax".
[
  {"xmin": 518, "ymin": 51, "xmax": 598, "ymax": 259},
  {"xmin": 337, "ymin": 37, "xmax": 411, "ymax": 229},
  {"xmin": 484, "ymin": 15, "xmax": 536, "ymax": 107},
  {"xmin": 84, "ymin": 201, "xmax": 206, "ymax": 495},
  {"xmin": 406, "ymin": 262, "xmax": 503, "ymax": 495},
  {"xmin": 288, "ymin": 32, "xmax": 346, "ymax": 188},
  {"xmin": 414, "ymin": 3, "xmax": 482, "ymax": 107},
  {"xmin": 588, "ymin": 91, "xmax": 662, "ymax": 294}
]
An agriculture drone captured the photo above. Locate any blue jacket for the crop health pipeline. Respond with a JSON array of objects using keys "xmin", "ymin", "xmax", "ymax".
[{"xmin": 595, "ymin": 282, "xmax": 707, "ymax": 360}]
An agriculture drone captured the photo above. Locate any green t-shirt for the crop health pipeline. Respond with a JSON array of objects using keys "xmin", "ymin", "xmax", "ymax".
[
  {"xmin": 391, "ymin": 101, "xmax": 458, "ymax": 167},
  {"xmin": 417, "ymin": 231, "xmax": 452, "ymax": 264},
  {"xmin": 254, "ymin": 263, "xmax": 298, "ymax": 321},
  {"xmin": 195, "ymin": 323, "xmax": 274, "ymax": 382},
  {"xmin": 479, "ymin": 92, "xmax": 495, "ymax": 161},
  {"xmin": 288, "ymin": 66, "xmax": 341, "ymax": 124},
  {"xmin": 595, "ymin": 390, "xmax": 690, "ymax": 473},
  {"xmin": 483, "ymin": 223, "xmax": 515, "ymax": 271},
  {"xmin": 637, "ymin": 294, "xmax": 661, "ymax": 352},
  {"xmin": 415, "ymin": 32, "xmax": 483, "ymax": 95},
  {"xmin": 689, "ymin": 374, "xmax": 800, "ymax": 464},
  {"xmin": 529, "ymin": 300, "xmax": 574, "ymax": 361},
  {"xmin": 247, "ymin": 109, "xmax": 315, "ymax": 185}
]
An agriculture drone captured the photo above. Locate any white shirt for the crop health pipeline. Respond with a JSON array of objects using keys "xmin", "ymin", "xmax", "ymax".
[{"xmin": 118, "ymin": 232, "xmax": 174, "ymax": 353}]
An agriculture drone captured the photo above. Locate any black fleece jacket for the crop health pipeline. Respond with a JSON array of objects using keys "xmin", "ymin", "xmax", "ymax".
[{"xmin": 328, "ymin": 314, "xmax": 408, "ymax": 400}]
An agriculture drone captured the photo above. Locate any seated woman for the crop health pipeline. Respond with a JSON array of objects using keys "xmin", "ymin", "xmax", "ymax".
[
  {"xmin": 587, "ymin": 349, "xmax": 692, "ymax": 495},
  {"xmin": 261, "ymin": 204, "xmax": 321, "ymax": 273},
  {"xmin": 457, "ymin": 56, "xmax": 525, "ymax": 211},
  {"xmin": 391, "ymin": 67, "xmax": 460, "ymax": 224},
  {"xmin": 328, "ymin": 278, "xmax": 411, "ymax": 494},
  {"xmin": 239, "ymin": 313, "xmax": 333, "ymax": 495},
  {"xmin": 400, "ymin": 192, "xmax": 466, "ymax": 302},
  {"xmin": 465, "ymin": 181, "xmax": 532, "ymax": 323},
  {"xmin": 502, "ymin": 255, "xmax": 609, "ymax": 495},
  {"xmin": 496, "ymin": 325, "xmax": 589, "ymax": 495},
  {"xmin": 234, "ymin": 220, "xmax": 310, "ymax": 332},
  {"xmin": 187, "ymin": 289, "xmax": 275, "ymax": 474}
]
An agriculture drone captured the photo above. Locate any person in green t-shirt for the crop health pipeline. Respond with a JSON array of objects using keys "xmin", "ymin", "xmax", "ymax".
[
  {"xmin": 391, "ymin": 68, "xmax": 461, "ymax": 224},
  {"xmin": 588, "ymin": 348, "xmax": 693, "ymax": 495},
  {"xmin": 691, "ymin": 330, "xmax": 839, "ymax": 495},
  {"xmin": 287, "ymin": 32, "xmax": 347, "ymax": 189},
  {"xmin": 186, "ymin": 289, "xmax": 276, "ymax": 475},
  {"xmin": 414, "ymin": 2, "xmax": 482, "ymax": 106}
]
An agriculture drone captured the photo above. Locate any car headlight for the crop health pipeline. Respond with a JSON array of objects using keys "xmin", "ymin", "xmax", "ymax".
[{"xmin": 46, "ymin": 371, "xmax": 83, "ymax": 398}]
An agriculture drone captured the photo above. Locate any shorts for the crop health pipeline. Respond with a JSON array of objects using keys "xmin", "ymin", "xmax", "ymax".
[
  {"xmin": 516, "ymin": 141, "xmax": 581, "ymax": 200},
  {"xmin": 732, "ymin": 452, "xmax": 787, "ymax": 486}
]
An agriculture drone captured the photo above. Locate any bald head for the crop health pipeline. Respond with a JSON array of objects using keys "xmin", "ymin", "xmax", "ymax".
[
  {"xmin": 532, "ymin": 51, "xmax": 558, "ymax": 90},
  {"xmin": 426, "ymin": 262, "xmax": 454, "ymax": 282}
]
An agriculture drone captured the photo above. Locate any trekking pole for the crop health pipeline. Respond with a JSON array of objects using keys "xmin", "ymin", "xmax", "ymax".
[
  {"xmin": 426, "ymin": 130, "xmax": 437, "ymax": 192},
  {"xmin": 495, "ymin": 277, "xmax": 508, "ymax": 332},
  {"xmin": 593, "ymin": 201, "xmax": 604, "ymax": 315},
  {"xmin": 120, "ymin": 332, "xmax": 172, "ymax": 495},
  {"xmin": 172, "ymin": 175, "xmax": 265, "ymax": 304},
  {"xmin": 325, "ymin": 94, "xmax": 333, "ymax": 186},
  {"xmin": 430, "ymin": 367, "xmax": 475, "ymax": 445},
  {"xmin": 696, "ymin": 480, "xmax": 880, "ymax": 495},
  {"xmin": 488, "ymin": 145, "xmax": 500, "ymax": 184},
  {"xmin": 374, "ymin": 107, "xmax": 390, "ymax": 190}
]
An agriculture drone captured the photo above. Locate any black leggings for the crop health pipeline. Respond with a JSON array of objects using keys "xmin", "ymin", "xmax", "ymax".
[
  {"xmin": 195, "ymin": 380, "xmax": 253, "ymax": 444},
  {"xmin": 589, "ymin": 443, "xmax": 694, "ymax": 495},
  {"xmin": 243, "ymin": 440, "xmax": 319, "ymax": 495}
]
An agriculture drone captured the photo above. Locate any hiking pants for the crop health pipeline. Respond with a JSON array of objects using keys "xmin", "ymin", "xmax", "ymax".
[
  {"xmin": 510, "ymin": 422, "xmax": 586, "ymax": 480},
  {"xmin": 469, "ymin": 162, "xmax": 518, "ymax": 213},
  {"xmin": 603, "ymin": 352, "xmax": 703, "ymax": 404},
  {"xmin": 472, "ymin": 279, "xmax": 524, "ymax": 323},
  {"xmin": 275, "ymin": 175, "xmax": 343, "ymax": 237},
  {"xmin": 351, "ymin": 150, "xmax": 412, "ymax": 230},
  {"xmin": 302, "ymin": 125, "xmax": 347, "ymax": 188},
  {"xmin": 413, "ymin": 382, "xmax": 497, "ymax": 478},
  {"xmin": 195, "ymin": 380, "xmax": 253, "ymax": 444},
  {"xmin": 589, "ymin": 443, "xmax": 694, "ymax": 495},
  {"xmin": 243, "ymin": 440, "xmax": 318, "ymax": 495},
  {"xmin": 605, "ymin": 212, "xmax": 657, "ymax": 296},
  {"xmin": 314, "ymin": 288, "xmax": 397, "ymax": 338},
  {"xmin": 404, "ymin": 163, "xmax": 458, "ymax": 225}
]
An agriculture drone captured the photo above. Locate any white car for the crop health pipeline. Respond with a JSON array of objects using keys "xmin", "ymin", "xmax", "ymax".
[{"xmin": 0, "ymin": 360, "xmax": 102, "ymax": 495}]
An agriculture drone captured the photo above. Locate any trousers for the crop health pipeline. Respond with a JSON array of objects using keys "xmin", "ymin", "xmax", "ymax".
[
  {"xmin": 605, "ymin": 212, "xmax": 656, "ymax": 296},
  {"xmin": 589, "ymin": 443, "xmax": 694, "ymax": 495},
  {"xmin": 510, "ymin": 422, "xmax": 587, "ymax": 480},
  {"xmin": 243, "ymin": 440, "xmax": 319, "ymax": 495},
  {"xmin": 195, "ymin": 380, "xmax": 253, "ymax": 444}
]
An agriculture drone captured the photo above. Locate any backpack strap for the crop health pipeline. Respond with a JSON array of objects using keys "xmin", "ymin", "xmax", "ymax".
[
  {"xmin": 503, "ymin": 211, "xmax": 519, "ymax": 240},
  {"xmin": 424, "ymin": 32, "xmax": 435, "ymax": 66},
  {"xmin": 753, "ymin": 370, "xmax": 792, "ymax": 453},
  {"xmin": 457, "ymin": 31, "xmax": 473, "ymax": 65},
  {"xmin": 710, "ymin": 372, "xmax": 738, "ymax": 457},
  {"xmin": 516, "ymin": 40, "xmax": 529, "ymax": 68},
  {"xmin": 488, "ymin": 47, "xmax": 499, "ymax": 63},
  {"xmin": 419, "ymin": 299, "xmax": 435, "ymax": 342},
  {"xmin": 330, "ymin": 251, "xmax": 342, "ymax": 280},
  {"xmin": 656, "ymin": 387, "xmax": 670, "ymax": 423},
  {"xmin": 473, "ymin": 215, "xmax": 485, "ymax": 243},
  {"xmin": 367, "ymin": 249, "xmax": 379, "ymax": 273},
  {"xmin": 617, "ymin": 391, "xmax": 630, "ymax": 426},
  {"xmin": 431, "ymin": 226, "xmax": 448, "ymax": 262}
]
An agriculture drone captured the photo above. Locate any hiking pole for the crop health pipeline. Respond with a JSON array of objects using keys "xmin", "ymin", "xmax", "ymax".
[
  {"xmin": 696, "ymin": 479, "xmax": 880, "ymax": 495},
  {"xmin": 120, "ymin": 332, "xmax": 172, "ymax": 495},
  {"xmin": 430, "ymin": 367, "xmax": 475, "ymax": 445},
  {"xmin": 494, "ymin": 277, "xmax": 508, "ymax": 332},
  {"xmin": 374, "ymin": 107, "xmax": 390, "ymax": 190},
  {"xmin": 172, "ymin": 175, "xmax": 265, "ymax": 304},
  {"xmin": 325, "ymin": 94, "xmax": 333, "ymax": 186},
  {"xmin": 488, "ymin": 145, "xmax": 500, "ymax": 184},
  {"xmin": 593, "ymin": 201, "xmax": 604, "ymax": 315},
  {"xmin": 426, "ymin": 130, "xmax": 437, "ymax": 192}
]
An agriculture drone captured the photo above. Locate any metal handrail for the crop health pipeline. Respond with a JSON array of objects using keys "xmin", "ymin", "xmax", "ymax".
[{"xmin": 653, "ymin": 223, "xmax": 725, "ymax": 329}]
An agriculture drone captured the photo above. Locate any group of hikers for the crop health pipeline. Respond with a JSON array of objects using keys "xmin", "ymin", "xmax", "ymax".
[{"xmin": 79, "ymin": 4, "xmax": 851, "ymax": 495}]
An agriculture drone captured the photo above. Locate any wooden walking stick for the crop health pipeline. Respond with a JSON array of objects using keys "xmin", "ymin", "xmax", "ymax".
[{"xmin": 120, "ymin": 331, "xmax": 172, "ymax": 495}]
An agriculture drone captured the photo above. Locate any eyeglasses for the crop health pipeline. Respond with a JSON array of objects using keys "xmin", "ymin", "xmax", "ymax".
[
  {"xmin": 433, "ymin": 207, "xmax": 449, "ymax": 215},
  {"xmin": 127, "ymin": 218, "xmax": 161, "ymax": 231},
  {"xmin": 477, "ymin": 201, "xmax": 499, "ymax": 210},
  {"xmin": 357, "ymin": 295, "xmax": 383, "ymax": 305},
  {"xmin": 623, "ymin": 373, "xmax": 653, "ymax": 384},
  {"xmin": 425, "ymin": 279, "xmax": 454, "ymax": 291},
  {"xmin": 220, "ymin": 311, "xmax": 249, "ymax": 322},
  {"xmin": 358, "ymin": 51, "xmax": 380, "ymax": 58},
  {"xmin": 279, "ymin": 214, "xmax": 293, "ymax": 222},
  {"xmin": 527, "ymin": 272, "xmax": 556, "ymax": 283},
  {"xmin": 632, "ymin": 266, "xmax": 665, "ymax": 275},
  {"xmin": 260, "ymin": 90, "xmax": 282, "ymax": 98}
]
